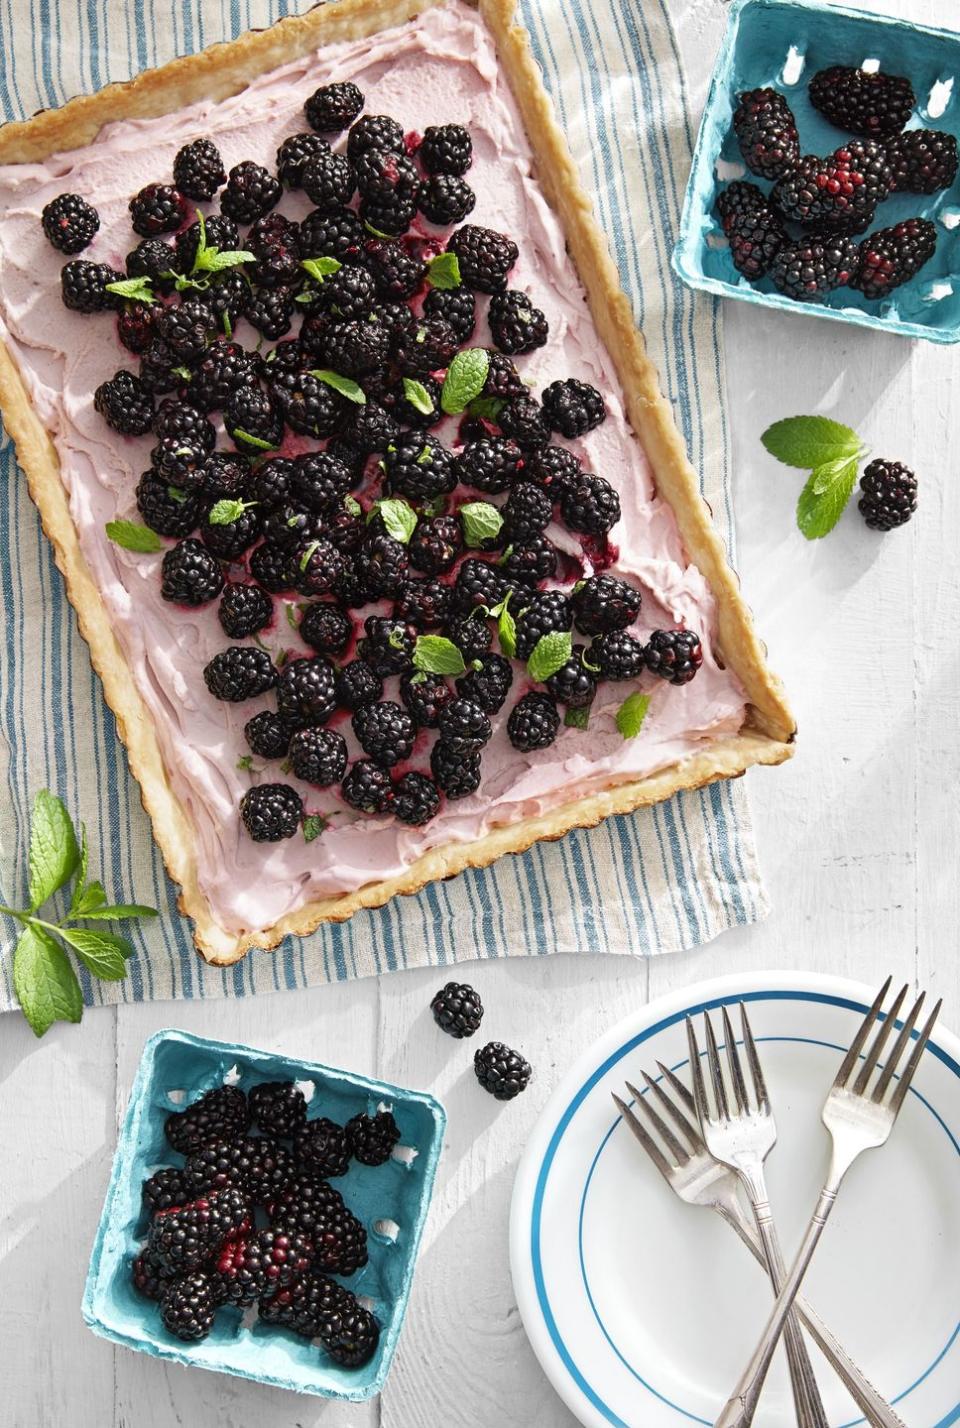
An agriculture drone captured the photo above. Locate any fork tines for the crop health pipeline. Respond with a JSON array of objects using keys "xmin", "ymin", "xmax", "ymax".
[
  {"xmin": 834, "ymin": 977, "xmax": 943, "ymax": 1110},
  {"xmin": 685, "ymin": 1003, "xmax": 768, "ymax": 1125}
]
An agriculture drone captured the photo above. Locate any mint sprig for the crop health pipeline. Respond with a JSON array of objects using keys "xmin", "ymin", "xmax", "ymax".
[
  {"xmin": 412, "ymin": 635, "xmax": 466, "ymax": 676},
  {"xmin": 426, "ymin": 252, "xmax": 462, "ymax": 290},
  {"xmin": 527, "ymin": 630, "xmax": 572, "ymax": 684},
  {"xmin": 308, "ymin": 369, "xmax": 366, "ymax": 405},
  {"xmin": 301, "ymin": 257, "xmax": 342, "ymax": 283},
  {"xmin": 459, "ymin": 501, "xmax": 504, "ymax": 549},
  {"xmin": 106, "ymin": 520, "xmax": 164, "ymax": 553},
  {"xmin": 3, "ymin": 791, "xmax": 158, "ymax": 1036},
  {"xmin": 761, "ymin": 414, "xmax": 869, "ymax": 540},
  {"xmin": 402, "ymin": 377, "xmax": 435, "ymax": 416},
  {"xmin": 208, "ymin": 498, "xmax": 256, "ymax": 526},
  {"xmin": 616, "ymin": 692, "xmax": 650, "ymax": 739},
  {"xmin": 441, "ymin": 349, "xmax": 490, "ymax": 415},
  {"xmin": 105, "ymin": 276, "xmax": 157, "ymax": 305},
  {"xmin": 369, "ymin": 498, "xmax": 417, "ymax": 544}
]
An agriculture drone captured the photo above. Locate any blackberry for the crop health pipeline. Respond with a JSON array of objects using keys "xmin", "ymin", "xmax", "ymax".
[
  {"xmin": 250, "ymin": 1081, "xmax": 308, "ymax": 1138},
  {"xmin": 887, "ymin": 129, "xmax": 958, "ymax": 194},
  {"xmin": 430, "ymin": 981, "xmax": 483, "ymax": 1038},
  {"xmin": 445, "ymin": 614, "xmax": 492, "ymax": 663},
  {"xmin": 260, "ymin": 1271, "xmax": 351, "ymax": 1338},
  {"xmin": 277, "ymin": 655, "xmax": 338, "ymax": 728},
  {"xmin": 165, "ymin": 1084, "xmax": 250, "ymax": 1155},
  {"xmin": 204, "ymin": 646, "xmax": 277, "ymax": 703},
  {"xmin": 271, "ymin": 370, "xmax": 344, "ymax": 438},
  {"xmin": 347, "ymin": 113, "xmax": 405, "ymax": 161},
  {"xmin": 561, "ymin": 473, "xmax": 621, "ymax": 536},
  {"xmin": 61, "ymin": 259, "xmax": 123, "ymax": 313},
  {"xmin": 132, "ymin": 1248, "xmax": 171, "ymax": 1301},
  {"xmin": 727, "ymin": 205, "xmax": 787, "ymax": 280},
  {"xmin": 716, "ymin": 180, "xmax": 766, "ymax": 234},
  {"xmin": 212, "ymin": 1228, "xmax": 313, "ymax": 1306},
  {"xmin": 149, "ymin": 1184, "xmax": 251, "ymax": 1273},
  {"xmin": 299, "ymin": 601, "xmax": 351, "ymax": 655},
  {"xmin": 136, "ymin": 472, "xmax": 200, "ymax": 537},
  {"xmin": 488, "ymin": 290, "xmax": 549, "ymax": 354},
  {"xmin": 245, "ymin": 710, "xmax": 291, "ymax": 760},
  {"xmin": 151, "ymin": 435, "xmax": 206, "ymax": 489},
  {"xmin": 250, "ymin": 540, "xmax": 298, "ymax": 593},
  {"xmin": 383, "ymin": 434, "xmax": 459, "ymax": 503},
  {"xmin": 419, "ymin": 174, "xmax": 476, "ymax": 225},
  {"xmin": 306, "ymin": 81, "xmax": 365, "ymax": 134},
  {"xmin": 117, "ymin": 302, "xmax": 157, "ymax": 355},
  {"xmin": 137, "ymin": 338, "xmax": 180, "ymax": 396},
  {"xmin": 422, "ymin": 284, "xmax": 476, "ymax": 342},
  {"xmin": 321, "ymin": 316, "xmax": 390, "ymax": 376},
  {"xmin": 154, "ymin": 397, "xmax": 216, "ymax": 449},
  {"xmin": 294, "ymin": 152, "xmax": 355, "ymax": 221},
  {"xmin": 249, "ymin": 212, "xmax": 302, "ymax": 289},
  {"xmin": 160, "ymin": 1270, "xmax": 218, "ymax": 1341},
  {"xmin": 388, "ymin": 766, "xmax": 439, "ymax": 824},
  {"xmin": 336, "ymin": 659, "xmax": 383, "ymax": 711},
  {"xmin": 498, "ymin": 394, "xmax": 550, "ymax": 451},
  {"xmin": 356, "ymin": 531, "xmax": 408, "ymax": 599},
  {"xmin": 392, "ymin": 316, "xmax": 459, "ymax": 376},
  {"xmin": 453, "ymin": 557, "xmax": 509, "ymax": 615},
  {"xmin": 501, "ymin": 535, "xmax": 558, "ymax": 586},
  {"xmin": 363, "ymin": 236, "xmax": 426, "ymax": 299},
  {"xmin": 182, "ymin": 1135, "xmax": 294, "ymax": 1203},
  {"xmin": 591, "ymin": 629, "xmax": 644, "ymax": 680},
  {"xmin": 206, "ymin": 271, "xmax": 252, "ymax": 330},
  {"xmin": 459, "ymin": 436, "xmax": 522, "ymax": 494},
  {"xmin": 143, "ymin": 1167, "xmax": 188, "ymax": 1215},
  {"xmin": 332, "ymin": 553, "xmax": 375, "ymax": 610},
  {"xmin": 542, "ymin": 378, "xmax": 605, "ymax": 438},
  {"xmin": 299, "ymin": 206, "xmax": 366, "ymax": 261},
  {"xmin": 187, "ymin": 341, "xmax": 259, "ymax": 411},
  {"xmin": 129, "ymin": 183, "xmax": 187, "ymax": 237},
  {"xmin": 732, "ymin": 88, "xmax": 800, "ymax": 180},
  {"xmin": 268, "ymin": 1174, "xmax": 345, "ymax": 1241},
  {"xmin": 218, "ymin": 583, "xmax": 273, "ymax": 639},
  {"xmin": 156, "ymin": 298, "xmax": 214, "ymax": 362},
  {"xmin": 851, "ymin": 217, "xmax": 937, "ymax": 298},
  {"xmin": 514, "ymin": 589, "xmax": 572, "ymax": 660},
  {"xmin": 456, "ymin": 653, "xmax": 512, "ymax": 714},
  {"xmin": 321, "ymin": 1303, "xmax": 380, "ymax": 1367},
  {"xmin": 225, "ymin": 383, "xmax": 284, "ymax": 451},
  {"xmin": 277, "ymin": 131, "xmax": 330, "ymax": 188},
  {"xmin": 391, "ymin": 573, "xmax": 450, "ymax": 628},
  {"xmin": 503, "ymin": 482, "xmax": 552, "ymax": 544},
  {"xmin": 482, "ymin": 350, "xmax": 525, "ymax": 402},
  {"xmin": 173, "ymin": 138, "xmax": 226, "ymax": 200},
  {"xmin": 340, "ymin": 400, "xmax": 399, "ymax": 457},
  {"xmin": 161, "ymin": 538, "xmax": 224, "ymax": 606},
  {"xmin": 857, "ymin": 459, "xmax": 917, "ymax": 531},
  {"xmin": 474, "ymin": 1041, "xmax": 532, "ymax": 1101},
  {"xmin": 523, "ymin": 444, "xmax": 582, "ymax": 497},
  {"xmin": 399, "ymin": 671, "xmax": 455, "ymax": 728},
  {"xmin": 417, "ymin": 124, "xmax": 472, "ymax": 177},
  {"xmin": 41, "ymin": 193, "xmax": 99, "ymax": 254},
  {"xmin": 771, "ymin": 142, "xmax": 892, "ymax": 229},
  {"xmin": 312, "ymin": 1201, "xmax": 368, "ymax": 1276},
  {"xmin": 175, "ymin": 214, "xmax": 240, "ymax": 275},
  {"xmin": 546, "ymin": 647, "xmax": 597, "ymax": 709},
  {"xmin": 326, "ymin": 507, "xmax": 366, "ymax": 554},
  {"xmin": 346, "ymin": 1109, "xmax": 401, "ymax": 1165},
  {"xmin": 437, "ymin": 696, "xmax": 491, "ymax": 754},
  {"xmin": 644, "ymin": 628, "xmax": 704, "ymax": 685},
  {"xmin": 251, "ymin": 456, "xmax": 297, "ymax": 509},
  {"xmin": 771, "ymin": 232, "xmax": 859, "ymax": 301},
  {"xmin": 342, "ymin": 758, "xmax": 394, "ymax": 814},
  {"xmin": 294, "ymin": 538, "xmax": 345, "ymax": 598},
  {"xmin": 361, "ymin": 189, "xmax": 418, "ymax": 235},
  {"xmin": 221, "ymin": 160, "xmax": 282, "ymax": 223},
  {"xmin": 448, "ymin": 224, "xmax": 517, "ymax": 292},
  {"xmin": 240, "ymin": 782, "xmax": 304, "ymax": 840},
  {"xmin": 198, "ymin": 450, "xmax": 251, "ymax": 500},
  {"xmin": 355, "ymin": 147, "xmax": 419, "ymax": 203},
  {"xmin": 507, "ymin": 691, "xmax": 561, "ymax": 752},
  {"xmin": 126, "ymin": 237, "xmax": 177, "ymax": 292},
  {"xmin": 809, "ymin": 65, "xmax": 914, "ymax": 139},
  {"xmin": 289, "ymin": 726, "xmax": 348, "ymax": 785},
  {"xmin": 295, "ymin": 1117, "xmax": 351, "ymax": 1178},
  {"xmin": 316, "ymin": 263, "xmax": 376, "ymax": 321},
  {"xmin": 409, "ymin": 515, "xmax": 462, "ymax": 575},
  {"xmin": 430, "ymin": 740, "xmax": 481, "ymax": 799},
  {"xmin": 572, "ymin": 575, "xmax": 641, "ymax": 635},
  {"xmin": 246, "ymin": 286, "xmax": 296, "ymax": 340},
  {"xmin": 352, "ymin": 700, "xmax": 416, "ymax": 768}
]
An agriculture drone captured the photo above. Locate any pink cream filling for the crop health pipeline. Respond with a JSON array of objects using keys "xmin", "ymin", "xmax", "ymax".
[{"xmin": 0, "ymin": 0, "xmax": 747, "ymax": 936}]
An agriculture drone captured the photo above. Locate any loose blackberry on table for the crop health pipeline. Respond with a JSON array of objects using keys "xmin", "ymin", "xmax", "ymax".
[
  {"xmin": 240, "ymin": 782, "xmax": 304, "ymax": 841},
  {"xmin": 474, "ymin": 1041, "xmax": 532, "ymax": 1101},
  {"xmin": 857, "ymin": 459, "xmax": 917, "ymax": 531},
  {"xmin": 431, "ymin": 981, "xmax": 484, "ymax": 1038}
]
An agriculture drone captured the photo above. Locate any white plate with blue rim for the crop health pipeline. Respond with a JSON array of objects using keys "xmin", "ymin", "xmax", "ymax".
[{"xmin": 510, "ymin": 972, "xmax": 960, "ymax": 1428}]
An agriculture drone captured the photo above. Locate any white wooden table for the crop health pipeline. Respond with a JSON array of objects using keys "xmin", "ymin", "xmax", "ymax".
[{"xmin": 2, "ymin": 0, "xmax": 957, "ymax": 1422}]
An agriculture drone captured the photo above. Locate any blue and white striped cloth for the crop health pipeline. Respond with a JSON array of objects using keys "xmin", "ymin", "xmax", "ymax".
[{"xmin": 0, "ymin": 0, "xmax": 767, "ymax": 1010}]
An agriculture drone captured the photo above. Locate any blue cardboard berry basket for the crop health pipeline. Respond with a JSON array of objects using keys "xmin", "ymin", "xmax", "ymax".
[
  {"xmin": 81, "ymin": 1029, "xmax": 446, "ymax": 1401},
  {"xmin": 673, "ymin": 0, "xmax": 960, "ymax": 342}
]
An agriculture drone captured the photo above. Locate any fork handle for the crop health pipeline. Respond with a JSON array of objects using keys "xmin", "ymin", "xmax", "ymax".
[
  {"xmin": 716, "ymin": 1184, "xmax": 840, "ymax": 1428},
  {"xmin": 750, "ymin": 1198, "xmax": 830, "ymax": 1428}
]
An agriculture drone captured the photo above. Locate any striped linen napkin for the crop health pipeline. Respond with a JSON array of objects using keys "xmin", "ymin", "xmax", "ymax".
[{"xmin": 0, "ymin": 0, "xmax": 767, "ymax": 1009}]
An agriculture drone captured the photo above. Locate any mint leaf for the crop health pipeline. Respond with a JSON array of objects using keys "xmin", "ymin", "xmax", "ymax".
[
  {"xmin": 413, "ymin": 635, "xmax": 467, "ymax": 676},
  {"xmin": 468, "ymin": 396, "xmax": 505, "ymax": 421},
  {"xmin": 565, "ymin": 705, "xmax": 590, "ymax": 730},
  {"xmin": 72, "ymin": 903, "xmax": 158, "ymax": 921},
  {"xmin": 616, "ymin": 691, "xmax": 651, "ymax": 739},
  {"xmin": 402, "ymin": 377, "xmax": 435, "ymax": 416},
  {"xmin": 171, "ymin": 364, "xmax": 193, "ymax": 381},
  {"xmin": 299, "ymin": 539, "xmax": 320, "ymax": 573},
  {"xmin": 498, "ymin": 593, "xmax": 517, "ymax": 659},
  {"xmin": 301, "ymin": 256, "xmax": 342, "ymax": 282},
  {"xmin": 237, "ymin": 754, "xmax": 254, "ymax": 771},
  {"xmin": 195, "ymin": 247, "xmax": 255, "ymax": 274},
  {"xmin": 426, "ymin": 252, "xmax": 462, "ymax": 290},
  {"xmin": 460, "ymin": 501, "xmax": 504, "ymax": 548},
  {"xmin": 57, "ymin": 926, "xmax": 131, "ymax": 980},
  {"xmin": 364, "ymin": 220, "xmax": 393, "ymax": 239},
  {"xmin": 441, "ymin": 348, "xmax": 490, "ymax": 415},
  {"xmin": 796, "ymin": 457, "xmax": 859, "ymax": 539},
  {"xmin": 231, "ymin": 428, "xmax": 275, "ymax": 451},
  {"xmin": 309, "ymin": 369, "xmax": 366, "ymax": 404},
  {"xmin": 527, "ymin": 630, "xmax": 572, "ymax": 683},
  {"xmin": 222, "ymin": 310, "xmax": 233, "ymax": 338},
  {"xmin": 344, "ymin": 495, "xmax": 363, "ymax": 518},
  {"xmin": 28, "ymin": 790, "xmax": 80, "ymax": 910},
  {"xmin": 13, "ymin": 925, "xmax": 83, "ymax": 1037},
  {"xmin": 67, "ymin": 823, "xmax": 89, "ymax": 919},
  {"xmin": 303, "ymin": 814, "xmax": 328, "ymax": 843},
  {"xmin": 761, "ymin": 416, "xmax": 862, "ymax": 470},
  {"xmin": 208, "ymin": 498, "xmax": 251, "ymax": 526},
  {"xmin": 167, "ymin": 486, "xmax": 187, "ymax": 505},
  {"xmin": 371, "ymin": 498, "xmax": 417, "ymax": 545},
  {"xmin": 105, "ymin": 276, "xmax": 156, "ymax": 304},
  {"xmin": 285, "ymin": 603, "xmax": 300, "ymax": 631},
  {"xmin": 73, "ymin": 880, "xmax": 107, "ymax": 916},
  {"xmin": 106, "ymin": 520, "xmax": 164, "ymax": 554}
]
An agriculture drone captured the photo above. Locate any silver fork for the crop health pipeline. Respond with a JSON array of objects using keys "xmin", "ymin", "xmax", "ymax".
[
  {"xmin": 686, "ymin": 1005, "xmax": 829, "ymax": 1428},
  {"xmin": 613, "ymin": 1063, "xmax": 905, "ymax": 1427},
  {"xmin": 715, "ymin": 979, "xmax": 942, "ymax": 1428}
]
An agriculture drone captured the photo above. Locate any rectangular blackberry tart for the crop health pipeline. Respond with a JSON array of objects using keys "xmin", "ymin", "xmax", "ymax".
[{"xmin": 0, "ymin": 0, "xmax": 794, "ymax": 964}]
